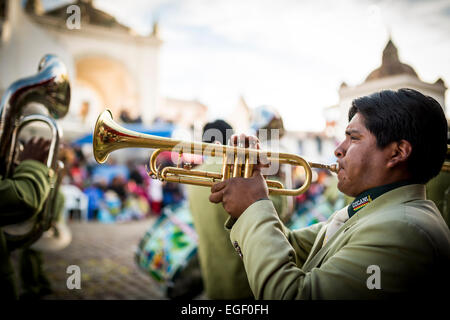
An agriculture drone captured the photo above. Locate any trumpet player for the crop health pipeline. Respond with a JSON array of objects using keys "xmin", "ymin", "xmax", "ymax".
[
  {"xmin": 209, "ymin": 88, "xmax": 450, "ymax": 299},
  {"xmin": 0, "ymin": 137, "xmax": 52, "ymax": 300}
]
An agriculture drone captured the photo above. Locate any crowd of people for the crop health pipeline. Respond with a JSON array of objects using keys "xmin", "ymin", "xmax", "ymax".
[{"xmin": 59, "ymin": 145, "xmax": 186, "ymax": 223}]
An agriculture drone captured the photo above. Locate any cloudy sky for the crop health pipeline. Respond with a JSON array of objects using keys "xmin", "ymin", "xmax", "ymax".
[{"xmin": 43, "ymin": 0, "xmax": 450, "ymax": 131}]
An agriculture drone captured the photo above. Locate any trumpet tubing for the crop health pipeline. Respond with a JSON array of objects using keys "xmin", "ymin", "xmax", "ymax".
[{"xmin": 93, "ymin": 110, "xmax": 339, "ymax": 196}]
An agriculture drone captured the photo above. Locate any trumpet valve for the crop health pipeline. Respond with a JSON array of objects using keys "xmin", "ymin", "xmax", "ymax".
[{"xmin": 183, "ymin": 163, "xmax": 193, "ymax": 170}]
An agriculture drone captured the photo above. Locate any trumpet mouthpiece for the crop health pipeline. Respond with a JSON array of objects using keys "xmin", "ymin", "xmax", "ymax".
[
  {"xmin": 308, "ymin": 162, "xmax": 339, "ymax": 174},
  {"xmin": 329, "ymin": 164, "xmax": 339, "ymax": 173}
]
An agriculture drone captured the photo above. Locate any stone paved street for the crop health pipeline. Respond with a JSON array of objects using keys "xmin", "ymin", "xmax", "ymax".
[{"xmin": 11, "ymin": 217, "xmax": 205, "ymax": 300}]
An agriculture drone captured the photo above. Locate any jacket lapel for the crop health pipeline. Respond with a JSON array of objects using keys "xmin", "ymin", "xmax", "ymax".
[
  {"xmin": 302, "ymin": 206, "xmax": 356, "ymax": 272},
  {"xmin": 304, "ymin": 207, "xmax": 346, "ymax": 260}
]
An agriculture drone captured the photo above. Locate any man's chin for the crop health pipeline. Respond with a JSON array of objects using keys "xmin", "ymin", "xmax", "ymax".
[
  {"xmin": 337, "ymin": 181, "xmax": 355, "ymax": 198},
  {"xmin": 336, "ymin": 181, "xmax": 345, "ymax": 193}
]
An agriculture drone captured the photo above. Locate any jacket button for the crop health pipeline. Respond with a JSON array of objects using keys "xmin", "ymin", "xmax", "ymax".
[{"xmin": 233, "ymin": 241, "xmax": 243, "ymax": 258}]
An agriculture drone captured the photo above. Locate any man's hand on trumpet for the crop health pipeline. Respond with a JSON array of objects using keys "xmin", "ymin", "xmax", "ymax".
[{"xmin": 209, "ymin": 133, "xmax": 269, "ymax": 219}]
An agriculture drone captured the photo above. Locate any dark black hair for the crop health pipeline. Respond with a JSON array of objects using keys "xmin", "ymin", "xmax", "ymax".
[
  {"xmin": 349, "ymin": 88, "xmax": 448, "ymax": 184},
  {"xmin": 202, "ymin": 119, "xmax": 234, "ymax": 145}
]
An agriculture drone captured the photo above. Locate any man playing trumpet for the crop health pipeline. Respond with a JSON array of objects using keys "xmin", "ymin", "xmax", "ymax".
[{"xmin": 209, "ymin": 88, "xmax": 450, "ymax": 299}]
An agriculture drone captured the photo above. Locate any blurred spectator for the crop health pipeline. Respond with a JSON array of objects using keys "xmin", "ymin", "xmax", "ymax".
[
  {"xmin": 100, "ymin": 190, "xmax": 122, "ymax": 222},
  {"xmin": 83, "ymin": 175, "xmax": 107, "ymax": 220},
  {"xmin": 133, "ymin": 162, "xmax": 162, "ymax": 216},
  {"xmin": 162, "ymin": 181, "xmax": 185, "ymax": 207},
  {"xmin": 120, "ymin": 109, "xmax": 142, "ymax": 123},
  {"xmin": 158, "ymin": 158, "xmax": 185, "ymax": 208},
  {"xmin": 119, "ymin": 193, "xmax": 149, "ymax": 221},
  {"xmin": 69, "ymin": 161, "xmax": 88, "ymax": 190},
  {"xmin": 119, "ymin": 109, "xmax": 134, "ymax": 123},
  {"xmin": 108, "ymin": 175, "xmax": 128, "ymax": 207},
  {"xmin": 62, "ymin": 145, "xmax": 89, "ymax": 190},
  {"xmin": 149, "ymin": 178, "xmax": 163, "ymax": 215}
]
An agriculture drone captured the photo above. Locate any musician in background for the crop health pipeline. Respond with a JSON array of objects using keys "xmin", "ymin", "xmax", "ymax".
[
  {"xmin": 250, "ymin": 105, "xmax": 292, "ymax": 223},
  {"xmin": 187, "ymin": 119, "xmax": 287, "ymax": 299},
  {"xmin": 0, "ymin": 137, "xmax": 52, "ymax": 300},
  {"xmin": 18, "ymin": 144, "xmax": 71, "ymax": 300},
  {"xmin": 18, "ymin": 190, "xmax": 65, "ymax": 300},
  {"xmin": 210, "ymin": 88, "xmax": 450, "ymax": 299}
]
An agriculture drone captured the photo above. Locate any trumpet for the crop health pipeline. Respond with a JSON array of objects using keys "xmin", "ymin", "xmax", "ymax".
[{"xmin": 93, "ymin": 110, "xmax": 338, "ymax": 196}]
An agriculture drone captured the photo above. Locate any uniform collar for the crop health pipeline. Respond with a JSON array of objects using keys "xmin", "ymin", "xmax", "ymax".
[{"xmin": 347, "ymin": 180, "xmax": 413, "ymax": 218}]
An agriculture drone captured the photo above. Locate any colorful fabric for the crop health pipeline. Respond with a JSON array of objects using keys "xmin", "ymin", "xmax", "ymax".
[{"xmin": 135, "ymin": 203, "xmax": 198, "ymax": 295}]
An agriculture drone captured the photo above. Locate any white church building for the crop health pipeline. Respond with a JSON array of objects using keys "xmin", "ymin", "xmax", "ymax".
[{"xmin": 1, "ymin": 0, "xmax": 162, "ymax": 141}]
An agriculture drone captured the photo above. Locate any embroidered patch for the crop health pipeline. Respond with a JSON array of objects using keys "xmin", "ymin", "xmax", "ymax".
[{"xmin": 352, "ymin": 195, "xmax": 372, "ymax": 211}]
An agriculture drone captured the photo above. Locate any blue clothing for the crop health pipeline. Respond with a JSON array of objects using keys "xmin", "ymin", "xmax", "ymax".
[{"xmin": 83, "ymin": 187, "xmax": 104, "ymax": 220}]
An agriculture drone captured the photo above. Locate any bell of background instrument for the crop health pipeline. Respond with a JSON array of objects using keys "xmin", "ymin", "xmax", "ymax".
[
  {"xmin": 0, "ymin": 54, "xmax": 71, "ymax": 250},
  {"xmin": 0, "ymin": 54, "xmax": 70, "ymax": 174},
  {"xmin": 93, "ymin": 109, "xmax": 338, "ymax": 196}
]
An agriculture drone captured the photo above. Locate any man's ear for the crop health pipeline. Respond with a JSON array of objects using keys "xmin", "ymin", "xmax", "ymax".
[{"xmin": 387, "ymin": 140, "xmax": 412, "ymax": 168}]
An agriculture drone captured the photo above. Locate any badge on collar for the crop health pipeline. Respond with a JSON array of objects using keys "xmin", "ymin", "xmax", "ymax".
[{"xmin": 352, "ymin": 195, "xmax": 372, "ymax": 212}]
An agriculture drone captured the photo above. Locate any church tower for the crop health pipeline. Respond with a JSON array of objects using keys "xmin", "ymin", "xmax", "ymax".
[{"xmin": 333, "ymin": 38, "xmax": 447, "ymax": 139}]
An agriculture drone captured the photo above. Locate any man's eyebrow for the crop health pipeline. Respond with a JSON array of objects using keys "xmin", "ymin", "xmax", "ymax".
[{"xmin": 345, "ymin": 129, "xmax": 362, "ymax": 135}]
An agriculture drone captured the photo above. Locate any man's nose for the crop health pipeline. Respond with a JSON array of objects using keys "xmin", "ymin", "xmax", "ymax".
[{"xmin": 334, "ymin": 141, "xmax": 346, "ymax": 158}]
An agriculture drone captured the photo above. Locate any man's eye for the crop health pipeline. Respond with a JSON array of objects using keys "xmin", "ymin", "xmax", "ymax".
[{"xmin": 350, "ymin": 136, "xmax": 358, "ymax": 140}]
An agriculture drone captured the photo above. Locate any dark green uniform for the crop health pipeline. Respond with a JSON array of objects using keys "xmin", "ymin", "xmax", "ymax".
[
  {"xmin": 19, "ymin": 190, "xmax": 65, "ymax": 299},
  {"xmin": 187, "ymin": 162, "xmax": 288, "ymax": 299},
  {"xmin": 0, "ymin": 160, "xmax": 51, "ymax": 300},
  {"xmin": 426, "ymin": 171, "xmax": 450, "ymax": 228}
]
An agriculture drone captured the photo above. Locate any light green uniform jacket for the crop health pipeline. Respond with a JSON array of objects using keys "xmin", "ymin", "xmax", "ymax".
[
  {"xmin": 187, "ymin": 162, "xmax": 288, "ymax": 299},
  {"xmin": 0, "ymin": 160, "xmax": 51, "ymax": 299},
  {"xmin": 227, "ymin": 184, "xmax": 450, "ymax": 299}
]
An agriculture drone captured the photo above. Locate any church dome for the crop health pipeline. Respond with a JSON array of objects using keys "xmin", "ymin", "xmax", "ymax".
[{"xmin": 365, "ymin": 39, "xmax": 419, "ymax": 82}]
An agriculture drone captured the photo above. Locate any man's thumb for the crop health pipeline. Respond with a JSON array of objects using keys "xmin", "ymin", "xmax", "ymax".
[{"xmin": 251, "ymin": 165, "xmax": 263, "ymax": 178}]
